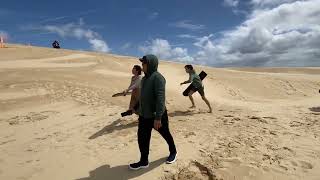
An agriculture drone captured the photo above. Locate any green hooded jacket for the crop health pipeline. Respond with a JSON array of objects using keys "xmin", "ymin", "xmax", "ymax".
[{"xmin": 139, "ymin": 55, "xmax": 166, "ymax": 120}]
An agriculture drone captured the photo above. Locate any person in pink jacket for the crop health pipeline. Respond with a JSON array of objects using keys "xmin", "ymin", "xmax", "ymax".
[
  {"xmin": 0, "ymin": 36, "xmax": 4, "ymax": 48},
  {"xmin": 123, "ymin": 65, "xmax": 142, "ymax": 112}
]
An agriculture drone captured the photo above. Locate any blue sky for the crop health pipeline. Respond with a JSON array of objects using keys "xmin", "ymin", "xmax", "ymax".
[{"xmin": 1, "ymin": 0, "xmax": 320, "ymax": 67}]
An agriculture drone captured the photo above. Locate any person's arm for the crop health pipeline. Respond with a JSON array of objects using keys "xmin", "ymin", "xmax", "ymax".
[
  {"xmin": 127, "ymin": 76, "xmax": 141, "ymax": 91},
  {"xmin": 123, "ymin": 77, "xmax": 134, "ymax": 94},
  {"xmin": 154, "ymin": 76, "xmax": 166, "ymax": 121},
  {"xmin": 180, "ymin": 75, "xmax": 192, "ymax": 85}
]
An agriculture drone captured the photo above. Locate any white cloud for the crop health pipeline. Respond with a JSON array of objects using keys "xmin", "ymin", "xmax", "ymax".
[
  {"xmin": 223, "ymin": 0, "xmax": 239, "ymax": 7},
  {"xmin": 39, "ymin": 16, "xmax": 68, "ymax": 24},
  {"xmin": 139, "ymin": 38, "xmax": 194, "ymax": 62},
  {"xmin": 177, "ymin": 34, "xmax": 197, "ymax": 39},
  {"xmin": 89, "ymin": 39, "xmax": 109, "ymax": 53},
  {"xmin": 251, "ymin": 0, "xmax": 302, "ymax": 8},
  {"xmin": 148, "ymin": 12, "xmax": 159, "ymax": 20},
  {"xmin": 40, "ymin": 20, "xmax": 110, "ymax": 53},
  {"xmin": 121, "ymin": 42, "xmax": 132, "ymax": 50},
  {"xmin": 39, "ymin": 9, "xmax": 98, "ymax": 24},
  {"xmin": 191, "ymin": 0, "xmax": 320, "ymax": 66},
  {"xmin": 170, "ymin": 20, "xmax": 206, "ymax": 31}
]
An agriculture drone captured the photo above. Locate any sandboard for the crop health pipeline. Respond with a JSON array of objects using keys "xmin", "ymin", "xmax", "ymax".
[{"xmin": 112, "ymin": 92, "xmax": 131, "ymax": 97}]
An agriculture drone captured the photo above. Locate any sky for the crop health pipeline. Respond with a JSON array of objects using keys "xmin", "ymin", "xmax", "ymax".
[{"xmin": 1, "ymin": 0, "xmax": 320, "ymax": 67}]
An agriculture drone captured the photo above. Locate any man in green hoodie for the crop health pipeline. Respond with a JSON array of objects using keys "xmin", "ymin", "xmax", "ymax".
[
  {"xmin": 180, "ymin": 64, "xmax": 212, "ymax": 113},
  {"xmin": 129, "ymin": 54, "xmax": 177, "ymax": 170}
]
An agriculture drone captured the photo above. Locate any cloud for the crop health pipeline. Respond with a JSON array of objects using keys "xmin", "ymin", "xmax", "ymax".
[
  {"xmin": 39, "ymin": 9, "xmax": 99, "ymax": 24},
  {"xmin": 148, "ymin": 12, "xmax": 159, "ymax": 20},
  {"xmin": 170, "ymin": 20, "xmax": 206, "ymax": 31},
  {"xmin": 139, "ymin": 38, "xmax": 194, "ymax": 62},
  {"xmin": 38, "ymin": 19, "xmax": 110, "ymax": 52},
  {"xmin": 39, "ymin": 16, "xmax": 68, "ymax": 24},
  {"xmin": 121, "ymin": 42, "xmax": 132, "ymax": 50},
  {"xmin": 223, "ymin": 0, "xmax": 248, "ymax": 16},
  {"xmin": 88, "ymin": 39, "xmax": 109, "ymax": 53},
  {"xmin": 250, "ymin": 0, "xmax": 301, "ymax": 8},
  {"xmin": 191, "ymin": 0, "xmax": 320, "ymax": 67},
  {"xmin": 177, "ymin": 34, "xmax": 197, "ymax": 39},
  {"xmin": 223, "ymin": 0, "xmax": 239, "ymax": 7}
]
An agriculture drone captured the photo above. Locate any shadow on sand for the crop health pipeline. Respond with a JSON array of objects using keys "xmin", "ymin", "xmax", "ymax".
[
  {"xmin": 75, "ymin": 157, "xmax": 166, "ymax": 180},
  {"xmin": 309, "ymin": 106, "xmax": 320, "ymax": 112},
  {"xmin": 89, "ymin": 119, "xmax": 137, "ymax": 139},
  {"xmin": 168, "ymin": 110, "xmax": 202, "ymax": 117}
]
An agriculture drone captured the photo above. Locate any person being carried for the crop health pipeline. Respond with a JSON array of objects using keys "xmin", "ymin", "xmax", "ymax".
[
  {"xmin": 122, "ymin": 65, "xmax": 142, "ymax": 113},
  {"xmin": 180, "ymin": 64, "xmax": 212, "ymax": 113},
  {"xmin": 129, "ymin": 54, "xmax": 177, "ymax": 170},
  {"xmin": 52, "ymin": 40, "xmax": 60, "ymax": 49}
]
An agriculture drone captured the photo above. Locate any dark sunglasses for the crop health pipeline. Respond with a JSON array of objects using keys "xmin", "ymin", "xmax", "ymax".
[{"xmin": 139, "ymin": 56, "xmax": 148, "ymax": 64}]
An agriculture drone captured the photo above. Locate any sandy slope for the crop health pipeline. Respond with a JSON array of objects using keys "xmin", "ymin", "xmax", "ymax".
[{"xmin": 0, "ymin": 44, "xmax": 320, "ymax": 180}]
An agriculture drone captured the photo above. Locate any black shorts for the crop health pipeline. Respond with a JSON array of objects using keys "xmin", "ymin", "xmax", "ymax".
[{"xmin": 191, "ymin": 86, "xmax": 205, "ymax": 96}]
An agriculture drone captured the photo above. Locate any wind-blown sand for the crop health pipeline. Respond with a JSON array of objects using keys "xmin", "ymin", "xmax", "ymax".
[{"xmin": 0, "ymin": 44, "xmax": 319, "ymax": 180}]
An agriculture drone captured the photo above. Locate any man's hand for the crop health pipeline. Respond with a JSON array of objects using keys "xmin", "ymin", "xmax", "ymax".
[
  {"xmin": 154, "ymin": 119, "xmax": 162, "ymax": 130},
  {"xmin": 123, "ymin": 89, "xmax": 128, "ymax": 96}
]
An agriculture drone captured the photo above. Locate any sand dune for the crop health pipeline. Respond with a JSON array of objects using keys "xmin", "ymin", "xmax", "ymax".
[
  {"xmin": 0, "ymin": 53, "xmax": 96, "ymax": 69},
  {"xmin": 0, "ymin": 44, "xmax": 320, "ymax": 180}
]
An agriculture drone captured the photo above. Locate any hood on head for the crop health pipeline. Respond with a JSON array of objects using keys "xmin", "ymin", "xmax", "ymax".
[{"xmin": 140, "ymin": 54, "xmax": 158, "ymax": 76}]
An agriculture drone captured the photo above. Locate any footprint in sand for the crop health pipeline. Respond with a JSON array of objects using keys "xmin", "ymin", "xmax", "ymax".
[
  {"xmin": 269, "ymin": 131, "xmax": 277, "ymax": 136},
  {"xmin": 165, "ymin": 161, "xmax": 216, "ymax": 180},
  {"xmin": 249, "ymin": 116, "xmax": 268, "ymax": 123},
  {"xmin": 311, "ymin": 113, "xmax": 320, "ymax": 116},
  {"xmin": 299, "ymin": 161, "xmax": 313, "ymax": 169},
  {"xmin": 232, "ymin": 117, "xmax": 241, "ymax": 121},
  {"xmin": 7, "ymin": 111, "xmax": 59, "ymax": 125},
  {"xmin": 0, "ymin": 139, "xmax": 16, "ymax": 146},
  {"xmin": 291, "ymin": 161, "xmax": 298, "ymax": 167},
  {"xmin": 283, "ymin": 147, "xmax": 295, "ymax": 154},
  {"xmin": 263, "ymin": 116, "xmax": 277, "ymax": 119},
  {"xmin": 223, "ymin": 119, "xmax": 235, "ymax": 125},
  {"xmin": 222, "ymin": 117, "xmax": 241, "ymax": 125},
  {"xmin": 184, "ymin": 132, "xmax": 196, "ymax": 138},
  {"xmin": 289, "ymin": 121, "xmax": 304, "ymax": 127},
  {"xmin": 249, "ymin": 116, "xmax": 260, "ymax": 119}
]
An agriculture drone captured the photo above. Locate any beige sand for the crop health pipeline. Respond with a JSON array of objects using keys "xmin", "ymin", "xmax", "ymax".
[{"xmin": 0, "ymin": 44, "xmax": 320, "ymax": 180}]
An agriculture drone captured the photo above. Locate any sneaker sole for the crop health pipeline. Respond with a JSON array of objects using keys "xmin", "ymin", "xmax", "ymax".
[
  {"xmin": 128, "ymin": 164, "xmax": 149, "ymax": 170},
  {"xmin": 166, "ymin": 153, "xmax": 178, "ymax": 164}
]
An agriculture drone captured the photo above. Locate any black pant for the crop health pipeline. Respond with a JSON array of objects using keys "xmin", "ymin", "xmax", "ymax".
[{"xmin": 138, "ymin": 110, "xmax": 177, "ymax": 162}]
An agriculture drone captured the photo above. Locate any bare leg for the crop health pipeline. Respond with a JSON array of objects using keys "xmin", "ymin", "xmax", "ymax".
[
  {"xmin": 188, "ymin": 91, "xmax": 196, "ymax": 108},
  {"xmin": 201, "ymin": 96, "xmax": 212, "ymax": 113}
]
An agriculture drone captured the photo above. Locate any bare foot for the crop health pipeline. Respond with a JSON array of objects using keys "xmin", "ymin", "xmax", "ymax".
[
  {"xmin": 189, "ymin": 105, "xmax": 196, "ymax": 109},
  {"xmin": 208, "ymin": 109, "xmax": 212, "ymax": 113}
]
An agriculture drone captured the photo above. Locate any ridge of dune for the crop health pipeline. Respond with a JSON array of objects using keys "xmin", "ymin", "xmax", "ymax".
[{"xmin": 0, "ymin": 44, "xmax": 320, "ymax": 180}]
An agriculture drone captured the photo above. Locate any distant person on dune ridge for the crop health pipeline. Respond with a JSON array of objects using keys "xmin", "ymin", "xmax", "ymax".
[
  {"xmin": 122, "ymin": 65, "xmax": 142, "ymax": 114},
  {"xmin": 52, "ymin": 40, "xmax": 60, "ymax": 49},
  {"xmin": 0, "ymin": 36, "xmax": 4, "ymax": 48},
  {"xmin": 129, "ymin": 54, "xmax": 177, "ymax": 170},
  {"xmin": 180, "ymin": 64, "xmax": 212, "ymax": 113}
]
